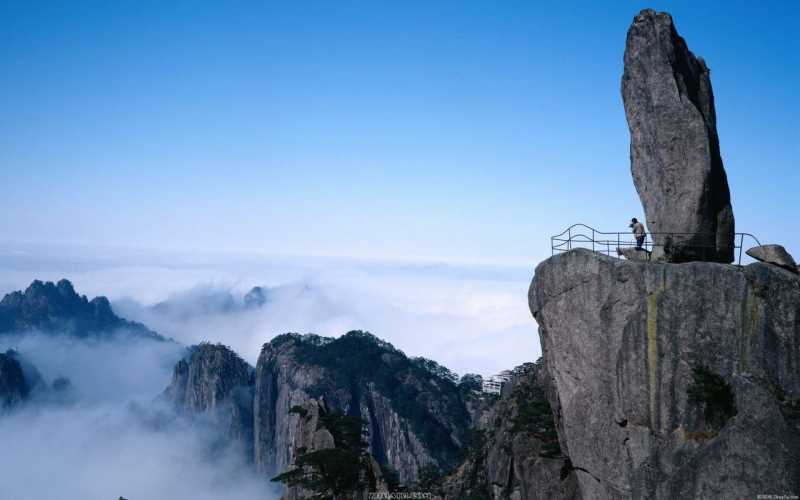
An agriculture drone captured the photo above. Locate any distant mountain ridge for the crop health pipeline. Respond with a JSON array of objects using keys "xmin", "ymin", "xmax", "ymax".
[
  {"xmin": 146, "ymin": 285, "xmax": 269, "ymax": 320},
  {"xmin": 0, "ymin": 279, "xmax": 164, "ymax": 341}
]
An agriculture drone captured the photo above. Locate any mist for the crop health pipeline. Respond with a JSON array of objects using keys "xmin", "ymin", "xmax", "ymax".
[
  {"xmin": 110, "ymin": 261, "xmax": 538, "ymax": 377},
  {"xmin": 0, "ymin": 333, "xmax": 275, "ymax": 500},
  {"xmin": 0, "ymin": 243, "xmax": 540, "ymax": 376},
  {"xmin": 0, "ymin": 244, "xmax": 539, "ymax": 498}
]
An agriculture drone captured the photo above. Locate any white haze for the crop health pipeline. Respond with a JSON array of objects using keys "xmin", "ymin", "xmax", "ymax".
[
  {"xmin": 0, "ymin": 334, "xmax": 276, "ymax": 500},
  {"xmin": 0, "ymin": 242, "xmax": 542, "ymax": 376},
  {"xmin": 0, "ymin": 243, "xmax": 539, "ymax": 499}
]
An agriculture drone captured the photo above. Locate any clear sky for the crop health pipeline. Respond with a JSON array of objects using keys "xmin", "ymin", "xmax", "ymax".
[{"xmin": 1, "ymin": 0, "xmax": 798, "ymax": 264}]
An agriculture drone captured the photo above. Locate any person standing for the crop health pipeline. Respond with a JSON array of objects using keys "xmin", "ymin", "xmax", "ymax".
[{"xmin": 630, "ymin": 218, "xmax": 646, "ymax": 249}]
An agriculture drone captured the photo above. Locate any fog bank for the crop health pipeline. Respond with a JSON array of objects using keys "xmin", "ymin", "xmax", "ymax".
[{"xmin": 0, "ymin": 333, "xmax": 274, "ymax": 500}]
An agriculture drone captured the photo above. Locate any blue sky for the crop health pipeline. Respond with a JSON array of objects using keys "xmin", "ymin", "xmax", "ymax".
[{"xmin": 1, "ymin": 0, "xmax": 798, "ymax": 263}]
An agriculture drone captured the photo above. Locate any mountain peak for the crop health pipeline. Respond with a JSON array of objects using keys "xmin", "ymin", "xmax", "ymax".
[
  {"xmin": 256, "ymin": 329, "xmax": 471, "ymax": 483},
  {"xmin": 56, "ymin": 279, "xmax": 75, "ymax": 294},
  {"xmin": 0, "ymin": 279, "xmax": 164, "ymax": 341},
  {"xmin": 243, "ymin": 286, "xmax": 267, "ymax": 308}
]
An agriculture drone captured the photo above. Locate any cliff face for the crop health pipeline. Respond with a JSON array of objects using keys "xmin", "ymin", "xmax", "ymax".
[
  {"xmin": 279, "ymin": 399, "xmax": 337, "ymax": 500},
  {"xmin": 622, "ymin": 9, "xmax": 734, "ymax": 263},
  {"xmin": 278, "ymin": 398, "xmax": 389, "ymax": 500},
  {"xmin": 254, "ymin": 331, "xmax": 472, "ymax": 485},
  {"xmin": 438, "ymin": 362, "xmax": 579, "ymax": 500},
  {"xmin": 163, "ymin": 343, "xmax": 255, "ymax": 457},
  {"xmin": 161, "ymin": 331, "xmax": 593, "ymax": 497},
  {"xmin": 253, "ymin": 334, "xmax": 327, "ymax": 476},
  {"xmin": 0, "ymin": 279, "xmax": 163, "ymax": 340},
  {"xmin": 529, "ymin": 249, "xmax": 800, "ymax": 499}
]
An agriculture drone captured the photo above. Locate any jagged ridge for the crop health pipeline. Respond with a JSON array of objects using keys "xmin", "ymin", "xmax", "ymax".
[{"xmin": 0, "ymin": 279, "xmax": 164, "ymax": 340}]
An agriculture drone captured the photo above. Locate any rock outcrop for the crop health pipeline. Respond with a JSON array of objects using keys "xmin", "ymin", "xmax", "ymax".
[
  {"xmin": 4, "ymin": 349, "xmax": 44, "ymax": 394},
  {"xmin": 0, "ymin": 351, "xmax": 29, "ymax": 412},
  {"xmin": 747, "ymin": 245, "xmax": 798, "ymax": 273},
  {"xmin": 530, "ymin": 249, "xmax": 800, "ymax": 499},
  {"xmin": 163, "ymin": 343, "xmax": 255, "ymax": 457},
  {"xmin": 244, "ymin": 286, "xmax": 268, "ymax": 308},
  {"xmin": 437, "ymin": 361, "xmax": 579, "ymax": 500},
  {"xmin": 0, "ymin": 349, "xmax": 73, "ymax": 410},
  {"xmin": 617, "ymin": 247, "xmax": 651, "ymax": 262},
  {"xmin": 0, "ymin": 279, "xmax": 163, "ymax": 340},
  {"xmin": 279, "ymin": 399, "xmax": 337, "ymax": 500},
  {"xmin": 253, "ymin": 334, "xmax": 328, "ymax": 478},
  {"xmin": 254, "ymin": 331, "xmax": 472, "ymax": 485},
  {"xmin": 278, "ymin": 398, "xmax": 389, "ymax": 500},
  {"xmin": 622, "ymin": 9, "xmax": 734, "ymax": 263}
]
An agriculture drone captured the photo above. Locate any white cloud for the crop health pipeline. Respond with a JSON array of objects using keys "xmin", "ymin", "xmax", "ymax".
[
  {"xmin": 0, "ymin": 244, "xmax": 541, "ymax": 376},
  {"xmin": 0, "ymin": 244, "xmax": 542, "ymax": 499},
  {"xmin": 0, "ymin": 403, "xmax": 273, "ymax": 500},
  {"xmin": 0, "ymin": 333, "xmax": 275, "ymax": 500}
]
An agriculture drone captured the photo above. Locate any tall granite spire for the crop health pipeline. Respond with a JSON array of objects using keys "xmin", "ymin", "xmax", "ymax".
[{"xmin": 622, "ymin": 9, "xmax": 735, "ymax": 263}]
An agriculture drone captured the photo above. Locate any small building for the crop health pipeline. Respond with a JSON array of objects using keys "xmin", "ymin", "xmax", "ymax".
[
  {"xmin": 481, "ymin": 371, "xmax": 513, "ymax": 394},
  {"xmin": 481, "ymin": 377, "xmax": 503, "ymax": 394}
]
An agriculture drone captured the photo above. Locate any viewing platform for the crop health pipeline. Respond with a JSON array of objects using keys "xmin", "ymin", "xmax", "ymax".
[{"xmin": 551, "ymin": 223, "xmax": 762, "ymax": 266}]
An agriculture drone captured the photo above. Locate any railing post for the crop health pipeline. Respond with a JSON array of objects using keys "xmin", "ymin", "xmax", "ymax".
[
  {"xmin": 738, "ymin": 233, "xmax": 744, "ymax": 266},
  {"xmin": 568, "ymin": 227, "xmax": 572, "ymax": 251},
  {"xmin": 592, "ymin": 229, "xmax": 595, "ymax": 253},
  {"xmin": 617, "ymin": 233, "xmax": 620, "ymax": 259}
]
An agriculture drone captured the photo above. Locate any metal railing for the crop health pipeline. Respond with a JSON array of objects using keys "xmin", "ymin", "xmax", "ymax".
[{"xmin": 551, "ymin": 224, "xmax": 762, "ymax": 266}]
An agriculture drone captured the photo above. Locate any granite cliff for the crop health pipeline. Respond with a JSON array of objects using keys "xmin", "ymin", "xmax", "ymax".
[
  {"xmin": 254, "ymin": 331, "xmax": 472, "ymax": 485},
  {"xmin": 163, "ymin": 343, "xmax": 255, "ymax": 458},
  {"xmin": 437, "ymin": 361, "xmax": 579, "ymax": 500},
  {"xmin": 162, "ymin": 330, "xmax": 476, "ymax": 493},
  {"xmin": 275, "ymin": 398, "xmax": 390, "ymax": 500},
  {"xmin": 530, "ymin": 249, "xmax": 800, "ymax": 498},
  {"xmin": 523, "ymin": 10, "xmax": 799, "ymax": 498}
]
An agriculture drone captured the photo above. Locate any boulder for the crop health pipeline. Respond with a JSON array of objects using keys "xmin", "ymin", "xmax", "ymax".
[
  {"xmin": 746, "ymin": 245, "xmax": 798, "ymax": 273},
  {"xmin": 622, "ymin": 9, "xmax": 735, "ymax": 263},
  {"xmin": 529, "ymin": 249, "xmax": 800, "ymax": 499},
  {"xmin": 616, "ymin": 247, "xmax": 651, "ymax": 262}
]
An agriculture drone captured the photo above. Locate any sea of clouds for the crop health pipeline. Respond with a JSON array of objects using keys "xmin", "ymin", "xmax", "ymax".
[
  {"xmin": 0, "ymin": 333, "xmax": 274, "ymax": 500},
  {"xmin": 0, "ymin": 242, "xmax": 542, "ymax": 376},
  {"xmin": 0, "ymin": 242, "xmax": 541, "ymax": 500}
]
